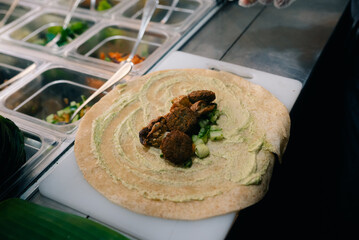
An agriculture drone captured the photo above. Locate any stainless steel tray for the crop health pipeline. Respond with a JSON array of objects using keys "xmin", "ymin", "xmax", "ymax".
[
  {"xmin": 0, "ymin": 60, "xmax": 113, "ymax": 137},
  {"xmin": 0, "ymin": 50, "xmax": 39, "ymax": 88},
  {"xmin": 0, "ymin": 0, "xmax": 41, "ymax": 34},
  {"xmin": 1, "ymin": 7, "xmax": 98, "ymax": 54},
  {"xmin": 68, "ymin": 19, "xmax": 180, "ymax": 75},
  {"xmin": 117, "ymin": 0, "xmax": 216, "ymax": 33},
  {"xmin": 53, "ymin": 0, "xmax": 127, "ymax": 18},
  {"xmin": 0, "ymin": 112, "xmax": 65, "ymax": 201}
]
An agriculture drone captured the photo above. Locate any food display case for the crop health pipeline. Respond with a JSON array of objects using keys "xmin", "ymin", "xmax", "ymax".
[
  {"xmin": 1, "ymin": 64, "xmax": 108, "ymax": 134},
  {"xmin": 0, "ymin": 0, "xmax": 349, "ymax": 239},
  {"xmin": 0, "ymin": 0, "xmax": 227, "ymax": 238}
]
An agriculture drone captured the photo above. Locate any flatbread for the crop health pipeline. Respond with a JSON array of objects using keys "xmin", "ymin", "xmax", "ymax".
[{"xmin": 74, "ymin": 69, "xmax": 290, "ymax": 220}]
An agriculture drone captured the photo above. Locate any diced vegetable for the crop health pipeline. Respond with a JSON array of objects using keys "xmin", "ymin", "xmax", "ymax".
[
  {"xmin": 192, "ymin": 107, "xmax": 223, "ymax": 158},
  {"xmin": 210, "ymin": 130, "xmax": 224, "ymax": 141},
  {"xmin": 100, "ymin": 51, "xmax": 145, "ymax": 65},
  {"xmin": 97, "ymin": 0, "xmax": 112, "ymax": 11},
  {"xmin": 30, "ymin": 21, "xmax": 89, "ymax": 47},
  {"xmin": 45, "ymin": 95, "xmax": 91, "ymax": 124},
  {"xmin": 0, "ymin": 198, "xmax": 129, "ymax": 240},
  {"xmin": 195, "ymin": 144, "xmax": 210, "ymax": 159}
]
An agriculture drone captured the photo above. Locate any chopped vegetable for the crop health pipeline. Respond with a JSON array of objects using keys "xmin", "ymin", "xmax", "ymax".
[
  {"xmin": 97, "ymin": 0, "xmax": 112, "ymax": 11},
  {"xmin": 100, "ymin": 51, "xmax": 145, "ymax": 65},
  {"xmin": 195, "ymin": 143, "xmax": 210, "ymax": 159},
  {"xmin": 31, "ymin": 21, "xmax": 89, "ymax": 47},
  {"xmin": 45, "ymin": 95, "xmax": 91, "ymax": 124},
  {"xmin": 192, "ymin": 108, "xmax": 223, "ymax": 158}
]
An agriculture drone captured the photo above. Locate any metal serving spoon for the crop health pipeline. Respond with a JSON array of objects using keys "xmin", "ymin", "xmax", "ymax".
[
  {"xmin": 68, "ymin": 0, "xmax": 158, "ymax": 123},
  {"xmin": 0, "ymin": 0, "xmax": 82, "ymax": 91}
]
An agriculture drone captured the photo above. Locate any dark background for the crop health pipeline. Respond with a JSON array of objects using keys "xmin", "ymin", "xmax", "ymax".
[{"xmin": 226, "ymin": 2, "xmax": 359, "ymax": 239}]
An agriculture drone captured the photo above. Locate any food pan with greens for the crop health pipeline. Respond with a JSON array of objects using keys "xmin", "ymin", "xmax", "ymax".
[
  {"xmin": 7, "ymin": 12, "xmax": 93, "ymax": 49},
  {"xmin": 29, "ymin": 21, "xmax": 89, "ymax": 47}
]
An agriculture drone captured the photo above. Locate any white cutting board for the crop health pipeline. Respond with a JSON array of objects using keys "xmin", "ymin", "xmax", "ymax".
[
  {"xmin": 39, "ymin": 51, "xmax": 302, "ymax": 240},
  {"xmin": 151, "ymin": 51, "xmax": 302, "ymax": 111}
]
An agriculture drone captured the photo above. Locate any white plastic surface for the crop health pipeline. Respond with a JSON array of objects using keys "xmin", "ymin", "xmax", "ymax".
[
  {"xmin": 151, "ymin": 51, "xmax": 302, "ymax": 111},
  {"xmin": 39, "ymin": 149, "xmax": 236, "ymax": 240},
  {"xmin": 39, "ymin": 51, "xmax": 302, "ymax": 240}
]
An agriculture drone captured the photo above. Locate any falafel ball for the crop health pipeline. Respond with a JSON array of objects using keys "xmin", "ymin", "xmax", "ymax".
[
  {"xmin": 190, "ymin": 100, "xmax": 217, "ymax": 117},
  {"xmin": 188, "ymin": 90, "xmax": 216, "ymax": 103},
  {"xmin": 165, "ymin": 106, "xmax": 197, "ymax": 133},
  {"xmin": 170, "ymin": 95, "xmax": 192, "ymax": 111},
  {"xmin": 160, "ymin": 130, "xmax": 194, "ymax": 166},
  {"xmin": 139, "ymin": 116, "xmax": 167, "ymax": 147}
]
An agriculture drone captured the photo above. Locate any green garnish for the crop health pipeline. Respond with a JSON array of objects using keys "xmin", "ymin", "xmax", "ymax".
[
  {"xmin": 97, "ymin": 0, "xmax": 112, "ymax": 11},
  {"xmin": 45, "ymin": 95, "xmax": 90, "ymax": 124},
  {"xmin": 192, "ymin": 108, "xmax": 223, "ymax": 159},
  {"xmin": 43, "ymin": 21, "xmax": 89, "ymax": 47}
]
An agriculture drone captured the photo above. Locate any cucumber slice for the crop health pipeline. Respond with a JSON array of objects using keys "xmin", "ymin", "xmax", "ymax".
[
  {"xmin": 195, "ymin": 144, "xmax": 210, "ymax": 158},
  {"xmin": 210, "ymin": 130, "xmax": 224, "ymax": 141}
]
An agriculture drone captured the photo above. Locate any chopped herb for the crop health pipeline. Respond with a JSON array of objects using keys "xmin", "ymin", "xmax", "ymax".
[
  {"xmin": 97, "ymin": 0, "xmax": 112, "ymax": 11},
  {"xmin": 192, "ymin": 107, "xmax": 223, "ymax": 158},
  {"xmin": 42, "ymin": 21, "xmax": 88, "ymax": 47}
]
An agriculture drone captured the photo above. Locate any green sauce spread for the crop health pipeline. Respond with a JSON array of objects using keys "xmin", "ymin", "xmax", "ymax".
[{"xmin": 90, "ymin": 71, "xmax": 275, "ymax": 202}]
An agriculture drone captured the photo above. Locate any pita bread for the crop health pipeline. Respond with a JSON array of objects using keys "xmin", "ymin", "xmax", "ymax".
[{"xmin": 74, "ymin": 69, "xmax": 290, "ymax": 220}]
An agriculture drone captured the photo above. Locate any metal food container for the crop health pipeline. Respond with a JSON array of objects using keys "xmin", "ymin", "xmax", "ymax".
[
  {"xmin": 55, "ymin": 0, "xmax": 126, "ymax": 17},
  {"xmin": 0, "ymin": 114, "xmax": 62, "ymax": 201},
  {"xmin": 2, "ymin": 8, "xmax": 97, "ymax": 54},
  {"xmin": 69, "ymin": 20, "xmax": 180, "ymax": 75},
  {"xmin": 0, "ymin": 62, "xmax": 110, "ymax": 136},
  {"xmin": 117, "ymin": 0, "xmax": 216, "ymax": 33},
  {"xmin": 0, "ymin": 0, "xmax": 40, "ymax": 34},
  {"xmin": 0, "ymin": 50, "xmax": 39, "ymax": 89}
]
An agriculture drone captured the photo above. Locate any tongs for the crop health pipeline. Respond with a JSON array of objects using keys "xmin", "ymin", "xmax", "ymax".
[
  {"xmin": 0, "ymin": 0, "xmax": 81, "ymax": 91},
  {"xmin": 68, "ymin": 0, "xmax": 158, "ymax": 123}
]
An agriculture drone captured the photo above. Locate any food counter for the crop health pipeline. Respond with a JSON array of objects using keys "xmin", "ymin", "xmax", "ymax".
[{"xmin": 0, "ymin": 0, "xmax": 349, "ymax": 239}]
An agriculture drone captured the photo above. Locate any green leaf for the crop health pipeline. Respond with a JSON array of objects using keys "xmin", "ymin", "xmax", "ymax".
[
  {"xmin": 97, "ymin": 0, "xmax": 112, "ymax": 11},
  {"xmin": 47, "ymin": 26, "xmax": 62, "ymax": 35},
  {"xmin": 69, "ymin": 21, "xmax": 88, "ymax": 34}
]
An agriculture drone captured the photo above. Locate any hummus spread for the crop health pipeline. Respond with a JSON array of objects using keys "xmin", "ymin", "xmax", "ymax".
[{"xmin": 75, "ymin": 69, "xmax": 290, "ymax": 220}]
